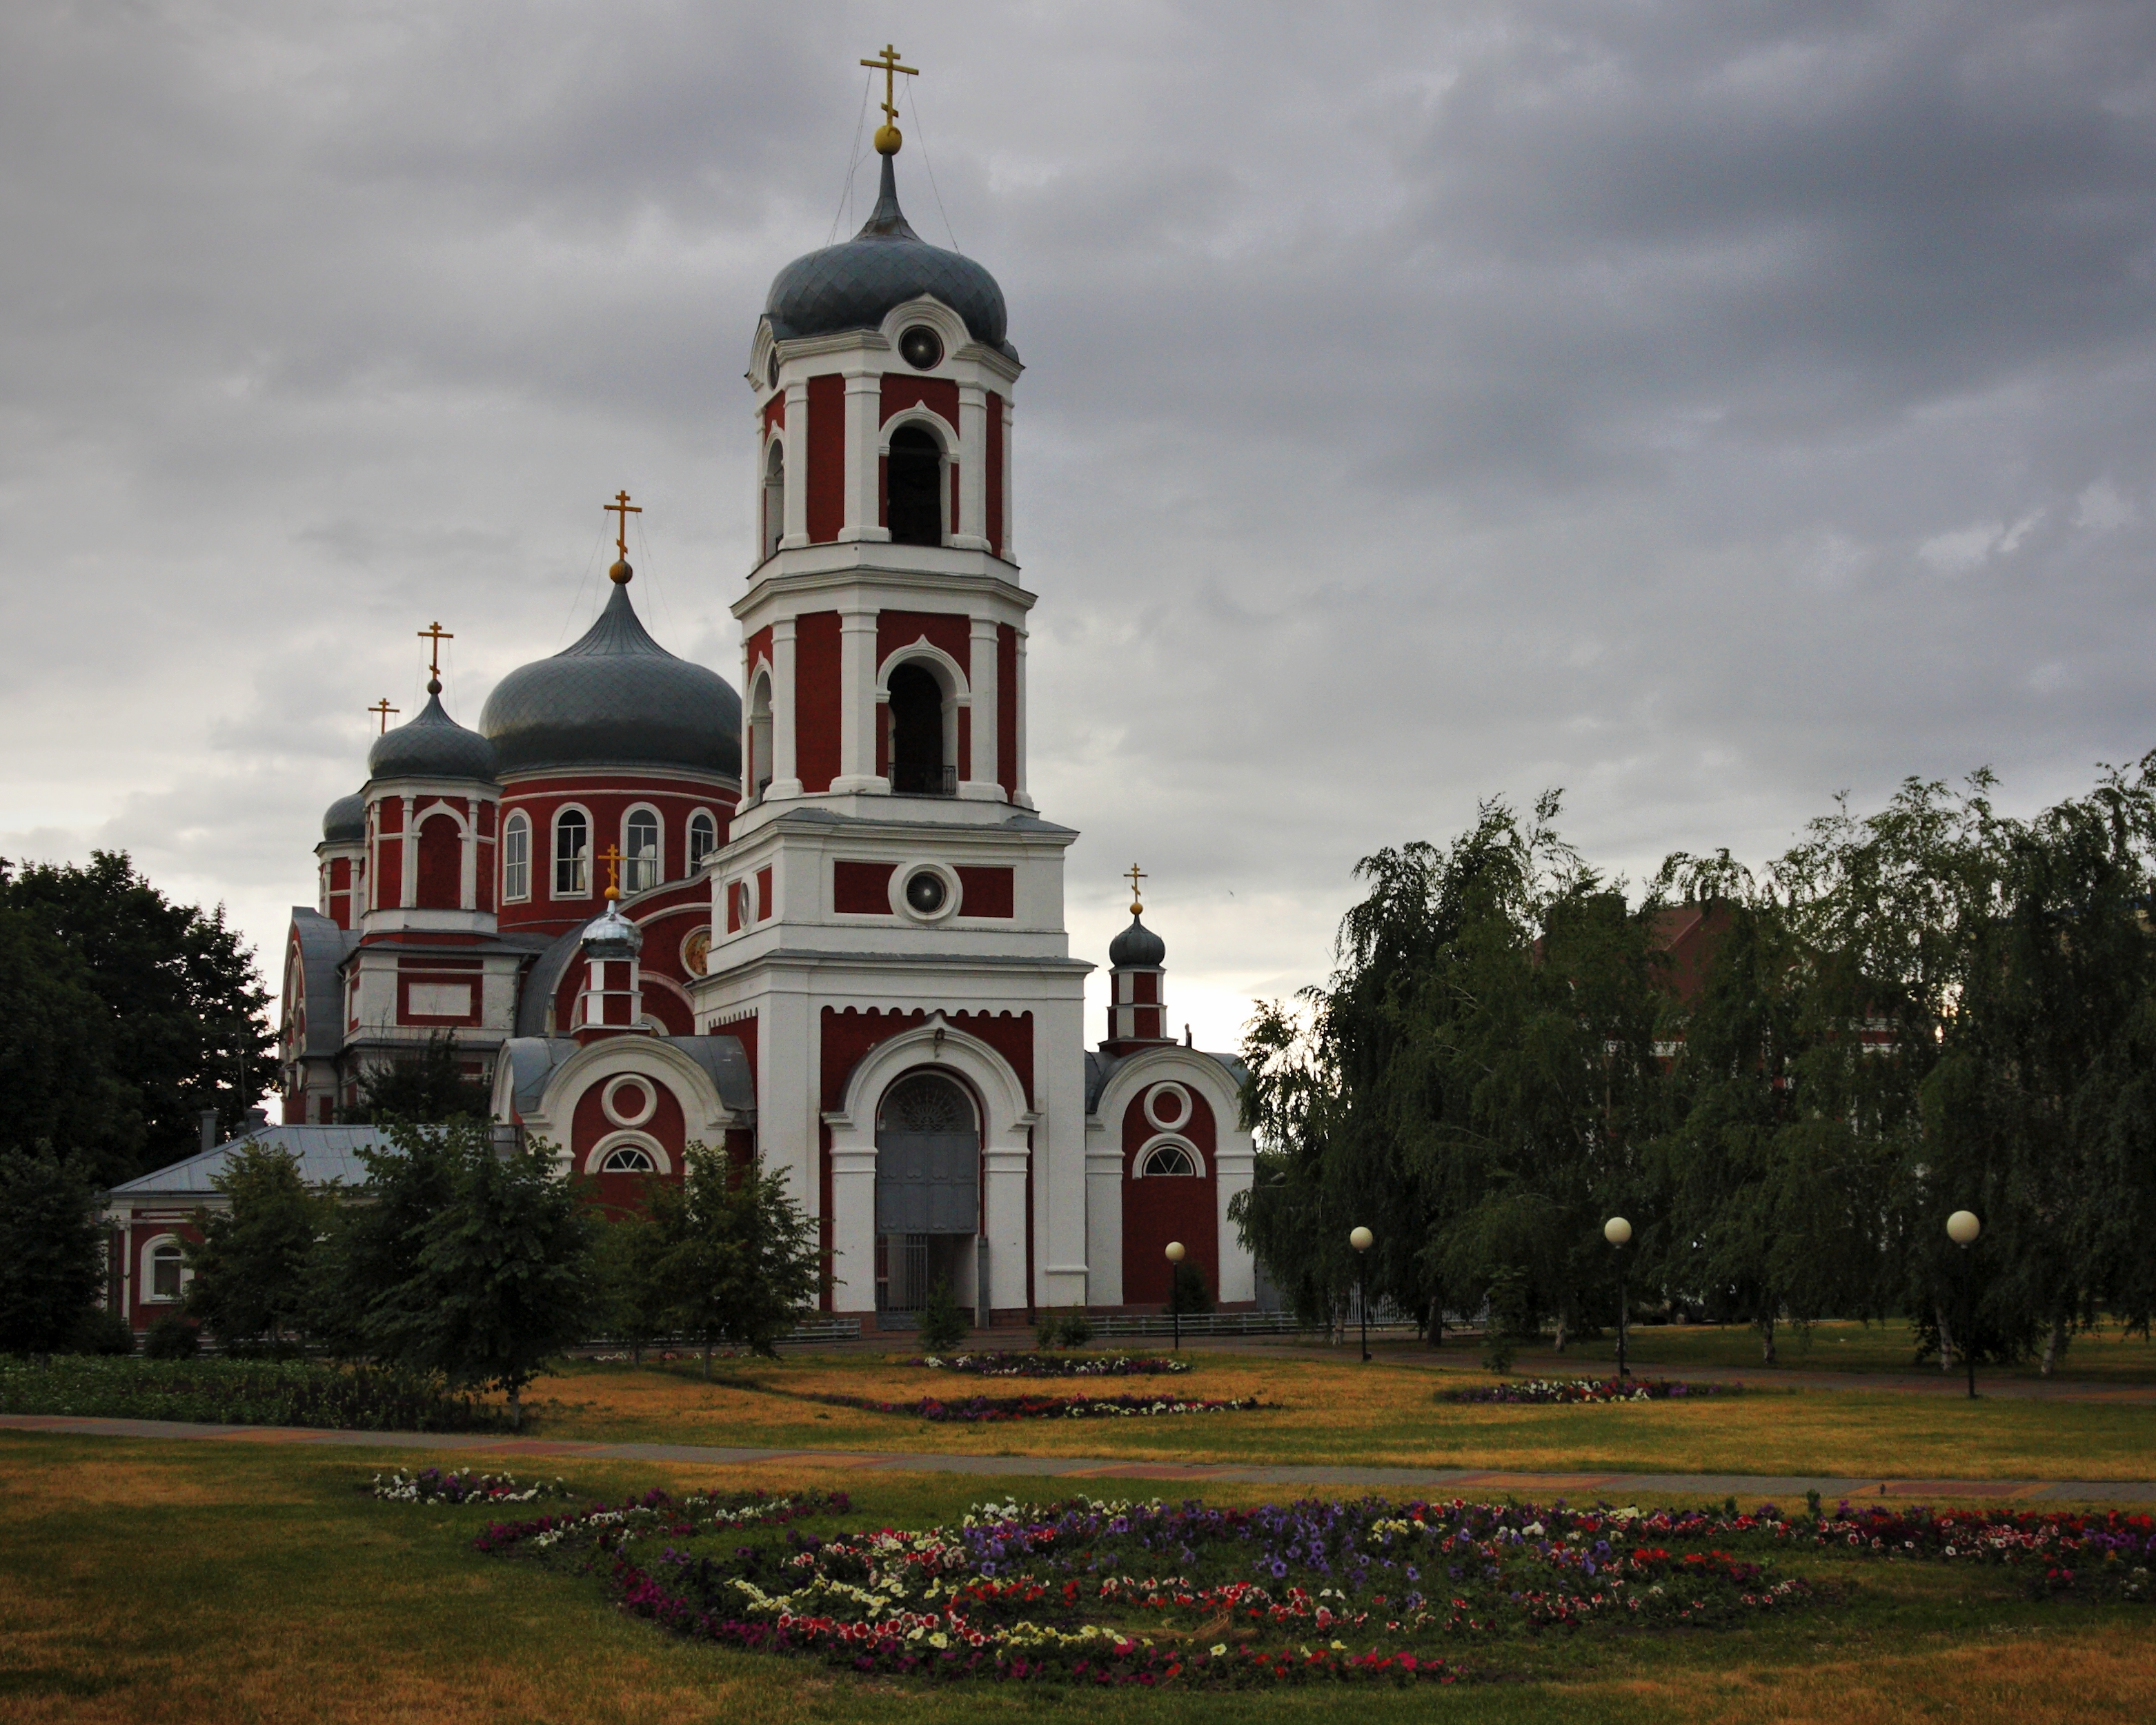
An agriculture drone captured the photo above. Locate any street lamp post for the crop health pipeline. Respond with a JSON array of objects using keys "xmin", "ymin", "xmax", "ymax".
[
  {"xmin": 1947, "ymin": 1210, "xmax": 1981, "ymax": 1400},
  {"xmin": 1165, "ymin": 1241, "xmax": 1185, "ymax": 1352},
  {"xmin": 1350, "ymin": 1227, "xmax": 1374, "ymax": 1362},
  {"xmin": 1604, "ymin": 1217, "xmax": 1632, "ymax": 1379}
]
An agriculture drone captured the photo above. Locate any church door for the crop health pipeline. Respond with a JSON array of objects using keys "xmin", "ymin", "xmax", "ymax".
[{"xmin": 875, "ymin": 1070, "xmax": 979, "ymax": 1312}]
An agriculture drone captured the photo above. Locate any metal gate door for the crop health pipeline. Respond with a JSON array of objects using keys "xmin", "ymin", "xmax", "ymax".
[{"xmin": 875, "ymin": 1071, "xmax": 979, "ymax": 1235}]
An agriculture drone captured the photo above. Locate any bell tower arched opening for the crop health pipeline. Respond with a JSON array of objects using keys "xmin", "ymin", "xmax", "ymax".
[
  {"xmin": 762, "ymin": 442, "xmax": 785, "ymax": 561},
  {"xmin": 887, "ymin": 424, "xmax": 943, "ymax": 546},
  {"xmin": 887, "ymin": 661, "xmax": 951, "ymax": 796}
]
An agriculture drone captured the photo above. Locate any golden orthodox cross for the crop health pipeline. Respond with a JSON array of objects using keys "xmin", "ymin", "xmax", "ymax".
[
  {"xmin": 417, "ymin": 621, "xmax": 453, "ymax": 678},
  {"xmin": 860, "ymin": 43, "xmax": 916, "ymax": 128},
  {"xmin": 599, "ymin": 843, "xmax": 624, "ymax": 901},
  {"xmin": 368, "ymin": 698, "xmax": 399, "ymax": 734},
  {"xmin": 1125, "ymin": 863, "xmax": 1147, "ymax": 913},
  {"xmin": 606, "ymin": 489, "xmax": 641, "ymax": 560}
]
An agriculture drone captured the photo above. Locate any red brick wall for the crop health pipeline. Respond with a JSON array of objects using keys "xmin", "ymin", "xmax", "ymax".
[
  {"xmin": 793, "ymin": 611, "xmax": 842, "ymax": 793},
  {"xmin": 834, "ymin": 860, "xmax": 895, "ymax": 913},
  {"xmin": 1120, "ymin": 1085, "xmax": 1217, "ymax": 1305},
  {"xmin": 986, "ymin": 391, "xmax": 1005, "ymax": 558},
  {"xmin": 956, "ymin": 867, "xmax": 1013, "ymax": 917},
  {"xmin": 997, "ymin": 624, "xmax": 1018, "ymax": 800},
  {"xmin": 805, "ymin": 374, "xmax": 844, "ymax": 543}
]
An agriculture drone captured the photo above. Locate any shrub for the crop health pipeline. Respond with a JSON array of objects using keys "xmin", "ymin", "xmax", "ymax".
[
  {"xmin": 144, "ymin": 1315, "xmax": 200, "ymax": 1359},
  {"xmin": 1167, "ymin": 1259, "xmax": 1213, "ymax": 1317},
  {"xmin": 1479, "ymin": 1332, "xmax": 1517, "ymax": 1374},
  {"xmin": 915, "ymin": 1279, "xmax": 968, "ymax": 1352},
  {"xmin": 0, "ymin": 1355, "xmax": 504, "ymax": 1431},
  {"xmin": 1056, "ymin": 1312, "xmax": 1095, "ymax": 1348},
  {"xmin": 70, "ymin": 1308, "xmax": 136, "ymax": 1356}
]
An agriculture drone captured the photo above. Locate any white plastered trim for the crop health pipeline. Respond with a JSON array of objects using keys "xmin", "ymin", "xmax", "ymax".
[
  {"xmin": 584, "ymin": 1130, "xmax": 672, "ymax": 1177},
  {"xmin": 1132, "ymin": 1133, "xmax": 1205, "ymax": 1179}
]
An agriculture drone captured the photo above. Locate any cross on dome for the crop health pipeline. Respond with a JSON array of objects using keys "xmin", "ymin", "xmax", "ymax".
[
  {"xmin": 605, "ymin": 489, "xmax": 641, "ymax": 583},
  {"xmin": 368, "ymin": 698, "xmax": 399, "ymax": 735},
  {"xmin": 417, "ymin": 620, "xmax": 453, "ymax": 688},
  {"xmin": 1125, "ymin": 863, "xmax": 1147, "ymax": 914},
  {"xmin": 860, "ymin": 43, "xmax": 918, "ymax": 155},
  {"xmin": 599, "ymin": 842, "xmax": 624, "ymax": 901}
]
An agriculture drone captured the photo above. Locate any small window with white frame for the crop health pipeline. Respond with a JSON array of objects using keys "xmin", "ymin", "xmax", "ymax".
[
  {"xmin": 1141, "ymin": 1142, "xmax": 1198, "ymax": 1178},
  {"xmin": 502, "ymin": 811, "xmax": 531, "ymax": 901},
  {"xmin": 624, "ymin": 807, "xmax": 660, "ymax": 893},
  {"xmin": 148, "ymin": 1239, "xmax": 186, "ymax": 1301},
  {"xmin": 687, "ymin": 809, "xmax": 718, "ymax": 870},
  {"xmin": 554, "ymin": 808, "xmax": 589, "ymax": 896}
]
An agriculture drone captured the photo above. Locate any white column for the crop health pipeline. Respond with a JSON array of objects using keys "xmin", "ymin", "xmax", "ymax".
[
  {"xmin": 399, "ymin": 796, "xmax": 417, "ymax": 907},
  {"xmin": 985, "ymin": 1145, "xmax": 1031, "ymax": 1316},
  {"xmin": 1011, "ymin": 629, "xmax": 1033, "ymax": 809},
  {"xmin": 1085, "ymin": 1127, "xmax": 1125, "ymax": 1308},
  {"xmin": 830, "ymin": 1145, "xmax": 878, "ymax": 1316},
  {"xmin": 460, "ymin": 799, "xmax": 478, "ymax": 909},
  {"xmin": 1035, "ymin": 988, "xmax": 1091, "ymax": 1311},
  {"xmin": 767, "ymin": 617, "xmax": 802, "ymax": 799},
  {"xmin": 960, "ymin": 615, "xmax": 1000, "ymax": 799},
  {"xmin": 840, "ymin": 370, "xmax": 887, "ymax": 543},
  {"xmin": 780, "ymin": 380, "xmax": 809, "ymax": 549},
  {"xmin": 1000, "ymin": 395, "xmax": 1016, "ymax": 560},
  {"xmin": 831, "ymin": 608, "xmax": 882, "ymax": 793},
  {"xmin": 1216, "ymin": 1134, "xmax": 1257, "ymax": 1306},
  {"xmin": 954, "ymin": 383, "xmax": 989, "ymax": 550}
]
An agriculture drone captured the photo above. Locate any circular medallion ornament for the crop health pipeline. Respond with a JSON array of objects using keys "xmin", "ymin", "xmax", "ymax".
[
  {"xmin": 898, "ymin": 324, "xmax": 943, "ymax": 371},
  {"xmin": 602, "ymin": 1076, "xmax": 656, "ymax": 1128},
  {"xmin": 1145, "ymin": 1083, "xmax": 1193, "ymax": 1131},
  {"xmin": 904, "ymin": 869, "xmax": 947, "ymax": 914},
  {"xmin": 681, "ymin": 926, "xmax": 711, "ymax": 976}
]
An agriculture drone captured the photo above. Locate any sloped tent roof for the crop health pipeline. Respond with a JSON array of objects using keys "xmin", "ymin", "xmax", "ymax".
[{"xmin": 108, "ymin": 1123, "xmax": 393, "ymax": 1197}]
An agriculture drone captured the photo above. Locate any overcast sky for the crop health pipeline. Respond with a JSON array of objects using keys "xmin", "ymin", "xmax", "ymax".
[{"xmin": 4, "ymin": 1, "xmax": 2153, "ymax": 1075}]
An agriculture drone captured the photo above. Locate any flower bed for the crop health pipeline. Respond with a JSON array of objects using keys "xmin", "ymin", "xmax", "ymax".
[
  {"xmin": 1438, "ymin": 1377, "xmax": 1734, "ymax": 1405},
  {"xmin": 808, "ymin": 1390, "xmax": 1262, "ymax": 1423},
  {"xmin": 0, "ymin": 1355, "xmax": 504, "ymax": 1431},
  {"xmin": 369, "ymin": 1468, "xmax": 575, "ymax": 1505},
  {"xmin": 912, "ymin": 1352, "xmax": 1191, "ymax": 1378}
]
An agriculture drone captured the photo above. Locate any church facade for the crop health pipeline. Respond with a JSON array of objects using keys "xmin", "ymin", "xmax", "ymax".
[{"xmin": 270, "ymin": 121, "xmax": 1257, "ymax": 1323}]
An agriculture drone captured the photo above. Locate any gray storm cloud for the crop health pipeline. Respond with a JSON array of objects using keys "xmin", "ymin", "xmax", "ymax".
[{"xmin": 2, "ymin": 1, "xmax": 2152, "ymax": 1055}]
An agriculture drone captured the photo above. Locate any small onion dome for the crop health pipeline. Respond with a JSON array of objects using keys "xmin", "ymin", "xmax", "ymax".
[
  {"xmin": 321, "ymin": 791, "xmax": 366, "ymax": 845},
  {"xmin": 479, "ymin": 581, "xmax": 742, "ymax": 778},
  {"xmin": 1109, "ymin": 911, "xmax": 1166, "ymax": 969},
  {"xmin": 580, "ymin": 902, "xmax": 643, "ymax": 961},
  {"xmin": 366, "ymin": 681, "xmax": 497, "ymax": 784},
  {"xmin": 763, "ymin": 155, "xmax": 1014, "ymax": 358}
]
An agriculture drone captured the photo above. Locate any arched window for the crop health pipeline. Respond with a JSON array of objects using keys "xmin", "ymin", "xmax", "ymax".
[
  {"xmin": 747, "ymin": 675, "xmax": 773, "ymax": 797},
  {"xmin": 554, "ymin": 809, "xmax": 589, "ymax": 896},
  {"xmin": 150, "ymin": 1241, "xmax": 184, "ymax": 1301},
  {"xmin": 887, "ymin": 425, "xmax": 943, "ymax": 546},
  {"xmin": 1142, "ymin": 1143, "xmax": 1198, "ymax": 1178},
  {"xmin": 887, "ymin": 662, "xmax": 951, "ymax": 796},
  {"xmin": 600, "ymin": 1145, "xmax": 655, "ymax": 1173},
  {"xmin": 762, "ymin": 441, "xmax": 785, "ymax": 560},
  {"xmin": 624, "ymin": 808, "xmax": 660, "ymax": 892},
  {"xmin": 687, "ymin": 811, "xmax": 718, "ymax": 869},
  {"xmin": 502, "ymin": 812, "xmax": 530, "ymax": 901}
]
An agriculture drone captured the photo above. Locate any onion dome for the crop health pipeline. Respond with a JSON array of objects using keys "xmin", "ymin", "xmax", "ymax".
[
  {"xmin": 479, "ymin": 575, "xmax": 742, "ymax": 779},
  {"xmin": 764, "ymin": 155, "xmax": 1014, "ymax": 357},
  {"xmin": 366, "ymin": 681, "xmax": 497, "ymax": 784},
  {"xmin": 1109, "ymin": 911, "xmax": 1166, "ymax": 969},
  {"xmin": 321, "ymin": 791, "xmax": 366, "ymax": 845},
  {"xmin": 580, "ymin": 902, "xmax": 643, "ymax": 962}
]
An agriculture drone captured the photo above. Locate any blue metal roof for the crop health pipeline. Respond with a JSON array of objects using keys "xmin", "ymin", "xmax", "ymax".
[{"xmin": 108, "ymin": 1124, "xmax": 393, "ymax": 1196}]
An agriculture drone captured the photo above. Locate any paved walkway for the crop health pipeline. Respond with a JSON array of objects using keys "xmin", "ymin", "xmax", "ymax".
[{"xmin": 8, "ymin": 1412, "xmax": 2152, "ymax": 1504}]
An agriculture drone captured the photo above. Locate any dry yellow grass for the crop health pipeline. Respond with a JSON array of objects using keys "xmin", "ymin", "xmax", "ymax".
[{"xmin": 525, "ymin": 1352, "xmax": 2156, "ymax": 1482}]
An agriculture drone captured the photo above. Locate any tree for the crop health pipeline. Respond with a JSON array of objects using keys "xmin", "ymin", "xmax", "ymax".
[
  {"xmin": 0, "ymin": 1150, "xmax": 106, "ymax": 1354},
  {"xmin": 592, "ymin": 1212, "xmax": 671, "ymax": 1365},
  {"xmin": 651, "ymin": 1145, "xmax": 822, "ymax": 1378},
  {"xmin": 0, "ymin": 906, "xmax": 142, "ymax": 1183},
  {"xmin": 0, "ymin": 852, "xmax": 273, "ymax": 1180},
  {"xmin": 364, "ymin": 1123, "xmax": 597, "ymax": 1429},
  {"xmin": 357, "ymin": 1034, "xmax": 495, "ymax": 1124},
  {"xmin": 308, "ymin": 1123, "xmax": 460, "ymax": 1361},
  {"xmin": 182, "ymin": 1143, "xmax": 326, "ymax": 1349}
]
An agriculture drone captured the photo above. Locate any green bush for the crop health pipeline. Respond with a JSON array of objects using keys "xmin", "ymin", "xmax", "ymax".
[
  {"xmin": 0, "ymin": 1355, "xmax": 506, "ymax": 1431},
  {"xmin": 1479, "ymin": 1331, "xmax": 1518, "ymax": 1374},
  {"xmin": 1056, "ymin": 1313, "xmax": 1095, "ymax": 1348},
  {"xmin": 915, "ymin": 1279, "xmax": 968, "ymax": 1352},
  {"xmin": 1034, "ymin": 1316, "xmax": 1060, "ymax": 1349},
  {"xmin": 70, "ymin": 1308, "xmax": 135, "ymax": 1357},
  {"xmin": 143, "ymin": 1315, "xmax": 200, "ymax": 1359},
  {"xmin": 1167, "ymin": 1260, "xmax": 1213, "ymax": 1317}
]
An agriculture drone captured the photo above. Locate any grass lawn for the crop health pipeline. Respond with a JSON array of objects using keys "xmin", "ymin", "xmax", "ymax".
[
  {"xmin": 1, "ymin": 1430, "xmax": 2148, "ymax": 1724},
  {"xmin": 1450, "ymin": 1319, "xmax": 2156, "ymax": 1382},
  {"xmin": 522, "ymin": 1352, "xmax": 2156, "ymax": 1482}
]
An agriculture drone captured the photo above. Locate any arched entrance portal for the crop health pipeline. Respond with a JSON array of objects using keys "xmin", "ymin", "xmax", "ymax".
[{"xmin": 875, "ymin": 1070, "xmax": 980, "ymax": 1321}]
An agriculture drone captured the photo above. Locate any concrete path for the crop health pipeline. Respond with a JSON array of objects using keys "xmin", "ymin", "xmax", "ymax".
[{"xmin": 8, "ymin": 1412, "xmax": 2153, "ymax": 1504}]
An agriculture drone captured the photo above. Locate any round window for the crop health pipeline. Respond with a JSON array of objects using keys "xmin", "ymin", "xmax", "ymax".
[
  {"xmin": 898, "ymin": 324, "xmax": 943, "ymax": 371},
  {"xmin": 904, "ymin": 869, "xmax": 947, "ymax": 914},
  {"xmin": 766, "ymin": 351, "xmax": 780, "ymax": 388}
]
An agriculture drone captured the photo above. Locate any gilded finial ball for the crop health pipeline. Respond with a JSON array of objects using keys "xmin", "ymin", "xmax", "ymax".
[
  {"xmin": 609, "ymin": 559, "xmax": 633, "ymax": 584},
  {"xmin": 874, "ymin": 122, "xmax": 902, "ymax": 155},
  {"xmin": 426, "ymin": 676, "xmax": 442, "ymax": 696}
]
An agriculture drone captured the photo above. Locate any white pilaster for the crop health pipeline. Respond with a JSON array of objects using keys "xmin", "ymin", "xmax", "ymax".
[
  {"xmin": 1086, "ymin": 1131, "xmax": 1126, "ymax": 1307},
  {"xmin": 1012, "ymin": 629, "xmax": 1033, "ymax": 809},
  {"xmin": 1035, "ymin": 991, "xmax": 1090, "ymax": 1310},
  {"xmin": 767, "ymin": 618, "xmax": 802, "ymax": 800},
  {"xmin": 839, "ymin": 371, "xmax": 889, "ymax": 543},
  {"xmin": 985, "ymin": 1145, "xmax": 1031, "ymax": 1314},
  {"xmin": 1216, "ymin": 1137, "xmax": 1257, "ymax": 1306},
  {"xmin": 960, "ymin": 615, "xmax": 1000, "ymax": 798},
  {"xmin": 399, "ymin": 796, "xmax": 416, "ymax": 908},
  {"xmin": 1000, "ymin": 395, "xmax": 1016, "ymax": 560},
  {"xmin": 831, "ymin": 608, "xmax": 883, "ymax": 793},
  {"xmin": 460, "ymin": 798, "xmax": 477, "ymax": 909},
  {"xmin": 954, "ymin": 384, "xmax": 989, "ymax": 551},
  {"xmin": 780, "ymin": 379, "xmax": 809, "ymax": 549}
]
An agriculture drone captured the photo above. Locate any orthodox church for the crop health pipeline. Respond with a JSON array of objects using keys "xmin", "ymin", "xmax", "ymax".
[{"xmin": 264, "ymin": 80, "xmax": 1258, "ymax": 1325}]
